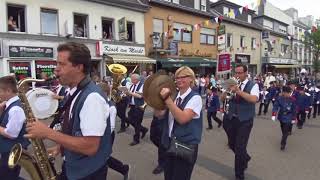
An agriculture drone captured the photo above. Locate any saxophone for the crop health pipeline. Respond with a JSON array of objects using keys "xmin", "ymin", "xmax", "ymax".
[{"xmin": 8, "ymin": 78, "xmax": 57, "ymax": 180}]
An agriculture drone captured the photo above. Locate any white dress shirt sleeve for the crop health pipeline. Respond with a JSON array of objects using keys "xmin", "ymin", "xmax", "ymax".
[
  {"xmin": 250, "ymin": 84, "xmax": 260, "ymax": 99},
  {"xmin": 5, "ymin": 106, "xmax": 26, "ymax": 138},
  {"xmin": 137, "ymin": 84, "xmax": 144, "ymax": 94},
  {"xmin": 184, "ymin": 95, "xmax": 203, "ymax": 118},
  {"xmin": 80, "ymin": 93, "xmax": 109, "ymax": 136},
  {"xmin": 109, "ymin": 106, "xmax": 117, "ymax": 133}
]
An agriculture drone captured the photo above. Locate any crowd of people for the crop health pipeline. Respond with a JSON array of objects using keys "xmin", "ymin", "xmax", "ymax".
[{"xmin": 1, "ymin": 41, "xmax": 320, "ymax": 180}]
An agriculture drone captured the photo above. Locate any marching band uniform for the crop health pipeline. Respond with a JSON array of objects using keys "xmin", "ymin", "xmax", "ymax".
[
  {"xmin": 272, "ymin": 86, "xmax": 296, "ymax": 150},
  {"xmin": 258, "ymin": 87, "xmax": 269, "ymax": 115},
  {"xmin": 296, "ymin": 86, "xmax": 312, "ymax": 129},
  {"xmin": 0, "ymin": 95, "xmax": 30, "ymax": 179},
  {"xmin": 206, "ymin": 86, "xmax": 222, "ymax": 129},
  {"xmin": 117, "ymin": 78, "xmax": 129, "ymax": 133},
  {"xmin": 308, "ymin": 85, "xmax": 320, "ymax": 119},
  {"xmin": 127, "ymin": 80, "xmax": 148, "ymax": 146}
]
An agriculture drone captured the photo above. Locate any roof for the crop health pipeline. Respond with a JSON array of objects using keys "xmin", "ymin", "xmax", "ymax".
[
  {"xmin": 210, "ymin": 0, "xmax": 256, "ymax": 14},
  {"xmin": 86, "ymin": 0, "xmax": 149, "ymax": 12},
  {"xmin": 254, "ymin": 15, "xmax": 289, "ymax": 26},
  {"xmin": 293, "ymin": 21, "xmax": 309, "ymax": 29},
  {"xmin": 209, "ymin": 9, "xmax": 263, "ymax": 31},
  {"xmin": 149, "ymin": 0, "xmax": 213, "ymax": 18}
]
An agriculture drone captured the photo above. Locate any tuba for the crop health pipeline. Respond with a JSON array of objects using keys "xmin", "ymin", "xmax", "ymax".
[
  {"xmin": 221, "ymin": 78, "xmax": 238, "ymax": 114},
  {"xmin": 108, "ymin": 64, "xmax": 127, "ymax": 103},
  {"xmin": 8, "ymin": 77, "xmax": 57, "ymax": 180}
]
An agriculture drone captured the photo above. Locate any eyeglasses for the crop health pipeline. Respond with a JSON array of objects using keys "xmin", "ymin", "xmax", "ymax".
[
  {"xmin": 235, "ymin": 71, "xmax": 245, "ymax": 74},
  {"xmin": 175, "ymin": 75, "xmax": 190, "ymax": 80}
]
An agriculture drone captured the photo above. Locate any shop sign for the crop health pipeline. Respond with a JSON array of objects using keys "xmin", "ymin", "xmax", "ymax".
[
  {"xmin": 262, "ymin": 31, "xmax": 269, "ymax": 39},
  {"xmin": 218, "ymin": 34, "xmax": 226, "ymax": 51},
  {"xmin": 35, "ymin": 61, "xmax": 57, "ymax": 78},
  {"xmin": 118, "ymin": 17, "xmax": 128, "ymax": 41},
  {"xmin": 269, "ymin": 57, "xmax": 298, "ymax": 64},
  {"xmin": 100, "ymin": 43, "xmax": 145, "ymax": 56},
  {"xmin": 9, "ymin": 46, "xmax": 53, "ymax": 58},
  {"xmin": 218, "ymin": 25, "xmax": 226, "ymax": 35},
  {"xmin": 235, "ymin": 54, "xmax": 251, "ymax": 64},
  {"xmin": 9, "ymin": 62, "xmax": 32, "ymax": 81},
  {"xmin": 217, "ymin": 53, "xmax": 231, "ymax": 73}
]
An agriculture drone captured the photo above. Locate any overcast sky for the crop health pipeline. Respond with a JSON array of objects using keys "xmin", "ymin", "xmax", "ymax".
[{"xmin": 210, "ymin": 0, "xmax": 320, "ymax": 19}]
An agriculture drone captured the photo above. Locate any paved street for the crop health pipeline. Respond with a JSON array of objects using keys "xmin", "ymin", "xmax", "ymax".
[{"xmin": 21, "ymin": 105, "xmax": 320, "ymax": 180}]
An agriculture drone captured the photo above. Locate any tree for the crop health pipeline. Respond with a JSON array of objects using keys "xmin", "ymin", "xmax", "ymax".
[{"xmin": 305, "ymin": 26, "xmax": 320, "ymax": 74}]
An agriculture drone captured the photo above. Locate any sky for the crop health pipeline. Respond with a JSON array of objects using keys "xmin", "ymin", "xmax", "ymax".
[{"xmin": 210, "ymin": 0, "xmax": 320, "ymax": 19}]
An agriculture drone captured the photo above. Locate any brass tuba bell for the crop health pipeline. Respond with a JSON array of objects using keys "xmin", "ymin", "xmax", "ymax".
[{"xmin": 108, "ymin": 64, "xmax": 127, "ymax": 103}]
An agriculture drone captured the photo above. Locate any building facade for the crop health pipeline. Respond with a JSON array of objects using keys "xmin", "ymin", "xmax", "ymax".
[
  {"xmin": 210, "ymin": 0, "xmax": 262, "ymax": 75},
  {"xmin": 144, "ymin": 0, "xmax": 218, "ymax": 76},
  {"xmin": 0, "ymin": 0, "xmax": 152, "ymax": 79}
]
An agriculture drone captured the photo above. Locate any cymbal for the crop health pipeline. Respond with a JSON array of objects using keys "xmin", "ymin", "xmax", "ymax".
[{"xmin": 143, "ymin": 73, "xmax": 176, "ymax": 110}]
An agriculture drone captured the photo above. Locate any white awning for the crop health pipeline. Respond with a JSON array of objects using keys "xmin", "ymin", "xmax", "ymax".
[
  {"xmin": 272, "ymin": 64, "xmax": 300, "ymax": 68},
  {"xmin": 106, "ymin": 55, "xmax": 156, "ymax": 64}
]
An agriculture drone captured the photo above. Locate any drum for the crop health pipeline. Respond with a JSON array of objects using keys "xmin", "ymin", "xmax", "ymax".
[{"xmin": 26, "ymin": 88, "xmax": 58, "ymax": 119}]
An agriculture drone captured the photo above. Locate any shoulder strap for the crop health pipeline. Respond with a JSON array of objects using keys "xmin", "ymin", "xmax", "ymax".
[{"xmin": 0, "ymin": 100, "xmax": 20, "ymax": 125}]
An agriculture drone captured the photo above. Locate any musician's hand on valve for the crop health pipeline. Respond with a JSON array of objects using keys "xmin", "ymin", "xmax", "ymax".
[
  {"xmin": 229, "ymin": 85, "xmax": 240, "ymax": 94},
  {"xmin": 25, "ymin": 119, "xmax": 52, "ymax": 139},
  {"xmin": 47, "ymin": 145, "xmax": 61, "ymax": 157}
]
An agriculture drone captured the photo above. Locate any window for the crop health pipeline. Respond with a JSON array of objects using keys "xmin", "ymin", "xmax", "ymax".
[
  {"xmin": 194, "ymin": 0, "xmax": 200, "ymax": 10},
  {"xmin": 294, "ymin": 27, "xmax": 298, "ymax": 39},
  {"xmin": 153, "ymin": 19, "xmax": 163, "ymax": 48},
  {"xmin": 251, "ymin": 38, "xmax": 256, "ymax": 49},
  {"xmin": 74, "ymin": 14, "xmax": 88, "ymax": 38},
  {"xmin": 240, "ymin": 36, "xmax": 245, "ymax": 48},
  {"xmin": 200, "ymin": 28, "xmax": 215, "ymax": 45},
  {"xmin": 200, "ymin": 0, "xmax": 206, "ymax": 11},
  {"xmin": 7, "ymin": 4, "xmax": 26, "ymax": 32},
  {"xmin": 41, "ymin": 9, "xmax": 58, "ymax": 35},
  {"xmin": 279, "ymin": 25, "xmax": 287, "ymax": 34},
  {"xmin": 172, "ymin": 0, "xmax": 179, "ymax": 4},
  {"xmin": 263, "ymin": 19, "xmax": 273, "ymax": 30},
  {"xmin": 281, "ymin": 44, "xmax": 288, "ymax": 54},
  {"xmin": 248, "ymin": 15, "xmax": 252, "ymax": 24},
  {"xmin": 173, "ymin": 23, "xmax": 192, "ymax": 43},
  {"xmin": 299, "ymin": 47, "xmax": 302, "ymax": 60},
  {"xmin": 223, "ymin": 7, "xmax": 230, "ymax": 16},
  {"xmin": 127, "ymin": 22, "xmax": 135, "ymax": 42},
  {"xmin": 102, "ymin": 18, "xmax": 113, "ymax": 40},
  {"xmin": 227, "ymin": 33, "xmax": 232, "ymax": 47}
]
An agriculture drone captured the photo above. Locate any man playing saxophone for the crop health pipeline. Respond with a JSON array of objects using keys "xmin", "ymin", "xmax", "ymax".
[
  {"xmin": 25, "ymin": 42, "xmax": 112, "ymax": 180},
  {"xmin": 0, "ymin": 75, "xmax": 30, "ymax": 180}
]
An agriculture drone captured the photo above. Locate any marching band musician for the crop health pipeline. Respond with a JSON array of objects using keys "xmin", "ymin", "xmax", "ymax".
[
  {"xmin": 156, "ymin": 66, "xmax": 203, "ymax": 180},
  {"xmin": 98, "ymin": 82, "xmax": 130, "ymax": 180},
  {"xmin": 271, "ymin": 86, "xmax": 296, "ymax": 151},
  {"xmin": 257, "ymin": 86, "xmax": 269, "ymax": 116},
  {"xmin": 125, "ymin": 73, "xmax": 148, "ymax": 146},
  {"xmin": 117, "ymin": 74, "xmax": 130, "ymax": 134},
  {"xmin": 25, "ymin": 42, "xmax": 112, "ymax": 180},
  {"xmin": 221, "ymin": 65, "xmax": 259, "ymax": 180},
  {"xmin": 0, "ymin": 75, "xmax": 30, "ymax": 180},
  {"xmin": 308, "ymin": 83, "xmax": 320, "ymax": 119},
  {"xmin": 205, "ymin": 85, "xmax": 222, "ymax": 130},
  {"xmin": 296, "ymin": 86, "xmax": 312, "ymax": 129}
]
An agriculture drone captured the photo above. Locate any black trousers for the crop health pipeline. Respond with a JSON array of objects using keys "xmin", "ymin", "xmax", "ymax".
[
  {"xmin": 0, "ymin": 152, "xmax": 21, "ymax": 180},
  {"xmin": 311, "ymin": 103, "xmax": 319, "ymax": 118},
  {"xmin": 297, "ymin": 111, "xmax": 306, "ymax": 127},
  {"xmin": 127, "ymin": 106, "xmax": 147, "ymax": 142},
  {"xmin": 150, "ymin": 117, "xmax": 166, "ymax": 167},
  {"xmin": 258, "ymin": 102, "xmax": 264, "ymax": 115},
  {"xmin": 262, "ymin": 101, "xmax": 270, "ymax": 114},
  {"xmin": 58, "ymin": 162, "xmax": 108, "ymax": 180},
  {"xmin": 207, "ymin": 111, "xmax": 222, "ymax": 128},
  {"xmin": 107, "ymin": 132, "xmax": 128, "ymax": 175},
  {"xmin": 224, "ymin": 117, "xmax": 253, "ymax": 179},
  {"xmin": 164, "ymin": 145, "xmax": 198, "ymax": 180},
  {"xmin": 318, "ymin": 104, "xmax": 320, "ymax": 116},
  {"xmin": 116, "ymin": 99, "xmax": 128, "ymax": 130},
  {"xmin": 280, "ymin": 122, "xmax": 291, "ymax": 146}
]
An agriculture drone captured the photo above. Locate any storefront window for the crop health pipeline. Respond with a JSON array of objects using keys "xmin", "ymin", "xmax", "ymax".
[
  {"xmin": 9, "ymin": 61, "xmax": 32, "ymax": 81},
  {"xmin": 35, "ymin": 61, "xmax": 57, "ymax": 79}
]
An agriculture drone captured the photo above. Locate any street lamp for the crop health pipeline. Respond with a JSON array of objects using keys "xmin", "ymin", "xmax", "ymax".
[{"xmin": 152, "ymin": 32, "xmax": 161, "ymax": 70}]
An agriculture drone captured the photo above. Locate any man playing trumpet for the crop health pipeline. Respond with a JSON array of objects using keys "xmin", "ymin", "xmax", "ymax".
[{"xmin": 221, "ymin": 65, "xmax": 259, "ymax": 180}]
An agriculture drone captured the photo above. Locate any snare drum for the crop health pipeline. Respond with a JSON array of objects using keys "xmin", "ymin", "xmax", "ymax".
[{"xmin": 26, "ymin": 88, "xmax": 58, "ymax": 119}]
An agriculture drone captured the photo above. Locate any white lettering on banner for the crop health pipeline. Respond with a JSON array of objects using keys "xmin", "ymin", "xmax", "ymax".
[
  {"xmin": 102, "ymin": 44, "xmax": 145, "ymax": 55},
  {"xmin": 12, "ymin": 66, "xmax": 28, "ymax": 70},
  {"xmin": 269, "ymin": 58, "xmax": 298, "ymax": 64},
  {"xmin": 36, "ymin": 64, "xmax": 57, "ymax": 69}
]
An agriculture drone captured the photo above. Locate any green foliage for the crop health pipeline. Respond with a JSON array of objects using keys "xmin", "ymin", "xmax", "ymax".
[{"xmin": 305, "ymin": 27, "xmax": 320, "ymax": 73}]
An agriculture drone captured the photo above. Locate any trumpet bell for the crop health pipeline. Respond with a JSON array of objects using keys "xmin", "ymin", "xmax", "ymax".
[
  {"xmin": 108, "ymin": 64, "xmax": 127, "ymax": 75},
  {"xmin": 143, "ymin": 73, "xmax": 177, "ymax": 110},
  {"xmin": 221, "ymin": 78, "xmax": 238, "ymax": 90}
]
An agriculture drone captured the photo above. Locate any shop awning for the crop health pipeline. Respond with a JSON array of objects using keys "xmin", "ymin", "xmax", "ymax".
[
  {"xmin": 157, "ymin": 58, "xmax": 216, "ymax": 68},
  {"xmin": 106, "ymin": 55, "xmax": 156, "ymax": 64},
  {"xmin": 272, "ymin": 64, "xmax": 301, "ymax": 68}
]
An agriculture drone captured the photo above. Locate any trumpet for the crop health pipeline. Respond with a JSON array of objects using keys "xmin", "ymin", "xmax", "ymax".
[{"xmin": 221, "ymin": 78, "xmax": 238, "ymax": 114}]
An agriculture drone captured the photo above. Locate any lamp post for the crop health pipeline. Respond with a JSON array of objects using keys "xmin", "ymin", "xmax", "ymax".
[{"xmin": 152, "ymin": 32, "xmax": 161, "ymax": 71}]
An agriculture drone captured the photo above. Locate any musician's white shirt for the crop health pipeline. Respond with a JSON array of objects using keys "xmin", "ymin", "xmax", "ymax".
[
  {"xmin": 168, "ymin": 87, "xmax": 202, "ymax": 137},
  {"xmin": 3, "ymin": 96, "xmax": 26, "ymax": 138},
  {"xmin": 68, "ymin": 87, "xmax": 110, "ymax": 136},
  {"xmin": 240, "ymin": 79, "xmax": 260, "ymax": 99},
  {"xmin": 129, "ymin": 82, "xmax": 143, "ymax": 105}
]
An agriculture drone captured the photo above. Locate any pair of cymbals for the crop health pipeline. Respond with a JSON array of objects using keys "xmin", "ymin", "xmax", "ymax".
[{"xmin": 143, "ymin": 72, "xmax": 177, "ymax": 110}]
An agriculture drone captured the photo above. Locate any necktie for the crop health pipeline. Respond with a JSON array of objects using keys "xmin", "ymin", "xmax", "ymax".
[
  {"xmin": 236, "ymin": 83, "xmax": 243, "ymax": 103},
  {"xmin": 176, "ymin": 97, "xmax": 182, "ymax": 107},
  {"xmin": 131, "ymin": 84, "xmax": 136, "ymax": 93}
]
